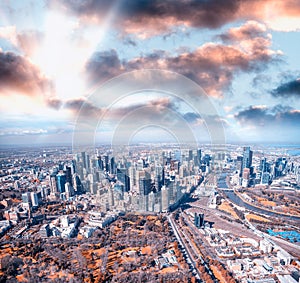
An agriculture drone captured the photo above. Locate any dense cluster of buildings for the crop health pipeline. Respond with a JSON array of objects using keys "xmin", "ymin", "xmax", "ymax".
[
  {"xmin": 231, "ymin": 147, "xmax": 300, "ymax": 188},
  {"xmin": 44, "ymin": 148, "xmax": 207, "ymax": 213}
]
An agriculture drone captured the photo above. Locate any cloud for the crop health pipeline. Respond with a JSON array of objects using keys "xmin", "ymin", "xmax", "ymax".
[
  {"xmin": 0, "ymin": 50, "xmax": 53, "ymax": 97},
  {"xmin": 234, "ymin": 105, "xmax": 300, "ymax": 127},
  {"xmin": 122, "ymin": 37, "xmax": 137, "ymax": 46},
  {"xmin": 0, "ymin": 128, "xmax": 48, "ymax": 136},
  {"xmin": 86, "ymin": 22, "xmax": 280, "ymax": 96},
  {"xmin": 219, "ymin": 21, "xmax": 267, "ymax": 43},
  {"xmin": 51, "ymin": 0, "xmax": 242, "ymax": 38},
  {"xmin": 271, "ymin": 78, "xmax": 300, "ymax": 98},
  {"xmin": 46, "ymin": 96, "xmax": 103, "ymax": 118},
  {"xmin": 85, "ymin": 49, "xmax": 123, "ymax": 84},
  {"xmin": 183, "ymin": 112, "xmax": 200, "ymax": 123},
  {"xmin": 51, "ymin": 0, "xmax": 300, "ymax": 38}
]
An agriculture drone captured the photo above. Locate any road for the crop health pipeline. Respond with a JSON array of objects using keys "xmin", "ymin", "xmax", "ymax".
[{"xmin": 167, "ymin": 214, "xmax": 202, "ymax": 282}]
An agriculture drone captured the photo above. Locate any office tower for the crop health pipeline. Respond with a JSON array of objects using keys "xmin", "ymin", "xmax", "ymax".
[
  {"xmin": 243, "ymin": 168, "xmax": 250, "ymax": 180},
  {"xmin": 242, "ymin": 168, "xmax": 250, "ymax": 187},
  {"xmin": 137, "ymin": 159, "xmax": 144, "ymax": 171},
  {"xmin": 73, "ymin": 174, "xmax": 83, "ymax": 194},
  {"xmin": 188, "ymin": 150, "xmax": 193, "ymax": 161},
  {"xmin": 148, "ymin": 191, "xmax": 155, "ymax": 212},
  {"xmin": 168, "ymin": 181, "xmax": 175, "ymax": 205},
  {"xmin": 128, "ymin": 166, "xmax": 136, "ymax": 188},
  {"xmin": 97, "ymin": 156, "xmax": 104, "ymax": 170},
  {"xmin": 203, "ymin": 154, "xmax": 211, "ymax": 166},
  {"xmin": 194, "ymin": 213, "xmax": 204, "ymax": 228},
  {"xmin": 117, "ymin": 168, "xmax": 130, "ymax": 192},
  {"xmin": 138, "ymin": 170, "xmax": 151, "ymax": 196},
  {"xmin": 65, "ymin": 182, "xmax": 74, "ymax": 199},
  {"xmin": 65, "ymin": 166, "xmax": 73, "ymax": 186},
  {"xmin": 104, "ymin": 155, "xmax": 109, "ymax": 172},
  {"xmin": 31, "ymin": 192, "xmax": 39, "ymax": 207},
  {"xmin": 108, "ymin": 186, "xmax": 114, "ymax": 207},
  {"xmin": 261, "ymin": 172, "xmax": 270, "ymax": 184},
  {"xmin": 71, "ymin": 160, "xmax": 76, "ymax": 174},
  {"xmin": 155, "ymin": 164, "xmax": 162, "ymax": 191},
  {"xmin": 22, "ymin": 192, "xmax": 32, "ymax": 206},
  {"xmin": 124, "ymin": 175, "xmax": 130, "ymax": 192},
  {"xmin": 56, "ymin": 173, "xmax": 66, "ymax": 193},
  {"xmin": 139, "ymin": 194, "xmax": 148, "ymax": 211},
  {"xmin": 161, "ymin": 186, "xmax": 169, "ymax": 211},
  {"xmin": 260, "ymin": 157, "xmax": 267, "ymax": 172},
  {"xmin": 50, "ymin": 175, "xmax": 58, "ymax": 194},
  {"xmin": 242, "ymin": 146, "xmax": 253, "ymax": 171},
  {"xmin": 85, "ymin": 154, "xmax": 90, "ymax": 171},
  {"xmin": 110, "ymin": 157, "xmax": 115, "ymax": 174},
  {"xmin": 199, "ymin": 213, "xmax": 204, "ymax": 227},
  {"xmin": 117, "ymin": 168, "xmax": 125, "ymax": 184},
  {"xmin": 236, "ymin": 155, "xmax": 243, "ymax": 176},
  {"xmin": 81, "ymin": 152, "xmax": 86, "ymax": 168},
  {"xmin": 197, "ymin": 149, "xmax": 202, "ymax": 166}
]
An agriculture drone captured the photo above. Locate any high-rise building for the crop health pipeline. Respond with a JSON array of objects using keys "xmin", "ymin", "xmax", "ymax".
[
  {"xmin": 194, "ymin": 213, "xmax": 204, "ymax": 228},
  {"xmin": 110, "ymin": 157, "xmax": 116, "ymax": 174},
  {"xmin": 261, "ymin": 172, "xmax": 270, "ymax": 184},
  {"xmin": 65, "ymin": 166, "xmax": 73, "ymax": 186},
  {"xmin": 242, "ymin": 146, "xmax": 253, "ymax": 171},
  {"xmin": 188, "ymin": 150, "xmax": 193, "ymax": 161},
  {"xmin": 22, "ymin": 192, "xmax": 32, "ymax": 206},
  {"xmin": 50, "ymin": 175, "xmax": 58, "ymax": 194},
  {"xmin": 161, "ymin": 186, "xmax": 169, "ymax": 211},
  {"xmin": 56, "ymin": 173, "xmax": 66, "ymax": 193},
  {"xmin": 138, "ymin": 170, "xmax": 151, "ymax": 196},
  {"xmin": 31, "ymin": 192, "xmax": 39, "ymax": 207},
  {"xmin": 81, "ymin": 152, "xmax": 86, "ymax": 168},
  {"xmin": 104, "ymin": 155, "xmax": 109, "ymax": 172}
]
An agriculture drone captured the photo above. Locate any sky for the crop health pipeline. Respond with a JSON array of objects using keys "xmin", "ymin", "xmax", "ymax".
[{"xmin": 0, "ymin": 0, "xmax": 300, "ymax": 147}]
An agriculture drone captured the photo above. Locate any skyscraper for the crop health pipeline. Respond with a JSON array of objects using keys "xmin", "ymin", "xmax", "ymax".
[
  {"xmin": 56, "ymin": 173, "xmax": 66, "ymax": 193},
  {"xmin": 242, "ymin": 146, "xmax": 253, "ymax": 172},
  {"xmin": 188, "ymin": 150, "xmax": 193, "ymax": 161},
  {"xmin": 161, "ymin": 186, "xmax": 169, "ymax": 211}
]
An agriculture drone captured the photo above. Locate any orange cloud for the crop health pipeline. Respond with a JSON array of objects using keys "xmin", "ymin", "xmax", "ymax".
[
  {"xmin": 0, "ymin": 50, "xmax": 53, "ymax": 97},
  {"xmin": 86, "ymin": 22, "xmax": 281, "ymax": 96}
]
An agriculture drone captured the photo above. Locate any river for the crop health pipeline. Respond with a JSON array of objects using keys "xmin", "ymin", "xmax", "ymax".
[{"xmin": 218, "ymin": 173, "xmax": 300, "ymax": 221}]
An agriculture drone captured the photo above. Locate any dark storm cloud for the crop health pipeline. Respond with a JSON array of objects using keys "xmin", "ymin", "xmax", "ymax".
[
  {"xmin": 52, "ymin": 0, "xmax": 241, "ymax": 34},
  {"xmin": 271, "ymin": 78, "xmax": 300, "ymax": 98},
  {"xmin": 234, "ymin": 105, "xmax": 300, "ymax": 126},
  {"xmin": 0, "ymin": 50, "xmax": 52, "ymax": 96},
  {"xmin": 51, "ymin": 0, "xmax": 300, "ymax": 37}
]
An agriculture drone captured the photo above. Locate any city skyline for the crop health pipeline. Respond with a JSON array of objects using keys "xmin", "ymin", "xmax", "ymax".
[{"xmin": 1, "ymin": 1, "xmax": 300, "ymax": 146}]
